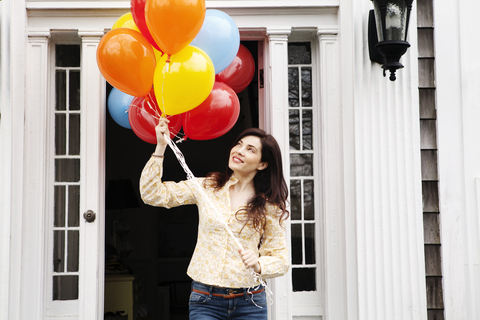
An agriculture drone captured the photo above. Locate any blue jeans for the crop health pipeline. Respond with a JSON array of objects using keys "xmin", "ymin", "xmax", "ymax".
[{"xmin": 189, "ymin": 281, "xmax": 268, "ymax": 320}]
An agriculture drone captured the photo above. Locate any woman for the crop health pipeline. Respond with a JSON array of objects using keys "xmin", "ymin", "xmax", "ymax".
[{"xmin": 140, "ymin": 118, "xmax": 289, "ymax": 320}]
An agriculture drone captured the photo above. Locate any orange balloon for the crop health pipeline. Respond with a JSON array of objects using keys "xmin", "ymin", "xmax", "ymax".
[
  {"xmin": 145, "ymin": 0, "xmax": 206, "ymax": 55},
  {"xmin": 97, "ymin": 28, "xmax": 156, "ymax": 97}
]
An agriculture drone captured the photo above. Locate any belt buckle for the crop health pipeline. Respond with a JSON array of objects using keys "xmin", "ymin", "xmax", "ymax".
[{"xmin": 224, "ymin": 289, "xmax": 237, "ymax": 299}]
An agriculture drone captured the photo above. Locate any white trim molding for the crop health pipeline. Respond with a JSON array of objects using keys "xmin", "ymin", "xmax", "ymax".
[{"xmin": 265, "ymin": 27, "xmax": 293, "ymax": 320}]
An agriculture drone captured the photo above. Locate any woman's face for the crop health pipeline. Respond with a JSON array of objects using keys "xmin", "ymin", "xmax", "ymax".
[{"xmin": 228, "ymin": 135, "xmax": 267, "ymax": 176}]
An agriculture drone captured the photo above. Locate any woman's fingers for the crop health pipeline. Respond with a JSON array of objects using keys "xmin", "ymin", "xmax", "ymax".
[
  {"xmin": 239, "ymin": 249, "xmax": 260, "ymax": 272},
  {"xmin": 155, "ymin": 118, "xmax": 170, "ymax": 145}
]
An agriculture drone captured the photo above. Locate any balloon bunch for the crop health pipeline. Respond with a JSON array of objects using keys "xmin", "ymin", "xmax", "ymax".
[{"xmin": 98, "ymin": 0, "xmax": 256, "ymax": 141}]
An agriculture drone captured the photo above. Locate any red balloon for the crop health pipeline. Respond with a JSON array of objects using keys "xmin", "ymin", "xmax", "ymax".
[
  {"xmin": 130, "ymin": 0, "xmax": 162, "ymax": 52},
  {"xmin": 183, "ymin": 82, "xmax": 240, "ymax": 140},
  {"xmin": 215, "ymin": 44, "xmax": 255, "ymax": 93},
  {"xmin": 128, "ymin": 89, "xmax": 182, "ymax": 144}
]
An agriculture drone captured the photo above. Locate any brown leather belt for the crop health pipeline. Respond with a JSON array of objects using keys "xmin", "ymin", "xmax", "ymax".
[{"xmin": 192, "ymin": 287, "xmax": 265, "ymax": 299}]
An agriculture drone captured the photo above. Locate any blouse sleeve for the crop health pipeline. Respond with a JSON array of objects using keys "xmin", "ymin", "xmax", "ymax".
[
  {"xmin": 257, "ymin": 205, "xmax": 290, "ymax": 279},
  {"xmin": 139, "ymin": 156, "xmax": 198, "ymax": 208}
]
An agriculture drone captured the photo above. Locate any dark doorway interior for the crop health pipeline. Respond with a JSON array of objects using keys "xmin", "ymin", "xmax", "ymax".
[{"xmin": 105, "ymin": 41, "xmax": 259, "ymax": 320}]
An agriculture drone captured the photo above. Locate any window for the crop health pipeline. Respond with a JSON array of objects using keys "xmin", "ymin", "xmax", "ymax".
[
  {"xmin": 52, "ymin": 44, "xmax": 81, "ymax": 300},
  {"xmin": 288, "ymin": 42, "xmax": 317, "ymax": 292}
]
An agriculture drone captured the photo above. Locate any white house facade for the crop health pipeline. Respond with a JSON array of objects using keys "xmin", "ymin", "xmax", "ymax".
[{"xmin": 1, "ymin": 1, "xmax": 480, "ymax": 320}]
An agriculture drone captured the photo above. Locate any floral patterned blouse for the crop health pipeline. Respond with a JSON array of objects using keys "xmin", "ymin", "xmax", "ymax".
[{"xmin": 140, "ymin": 156, "xmax": 289, "ymax": 288}]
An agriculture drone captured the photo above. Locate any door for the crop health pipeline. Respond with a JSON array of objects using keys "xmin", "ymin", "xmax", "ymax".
[
  {"xmin": 46, "ymin": 34, "xmax": 106, "ymax": 320},
  {"xmin": 103, "ymin": 40, "xmax": 260, "ymax": 320}
]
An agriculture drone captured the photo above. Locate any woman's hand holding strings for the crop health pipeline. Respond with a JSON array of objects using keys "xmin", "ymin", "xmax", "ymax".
[
  {"xmin": 154, "ymin": 117, "xmax": 170, "ymax": 157},
  {"xmin": 239, "ymin": 249, "xmax": 261, "ymax": 274}
]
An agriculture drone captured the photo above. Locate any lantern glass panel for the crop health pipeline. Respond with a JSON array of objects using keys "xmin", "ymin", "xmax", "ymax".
[{"xmin": 373, "ymin": 0, "xmax": 410, "ymax": 42}]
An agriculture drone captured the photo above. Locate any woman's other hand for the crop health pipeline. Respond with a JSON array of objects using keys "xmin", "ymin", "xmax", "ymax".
[
  {"xmin": 239, "ymin": 249, "xmax": 261, "ymax": 274},
  {"xmin": 154, "ymin": 117, "xmax": 170, "ymax": 156}
]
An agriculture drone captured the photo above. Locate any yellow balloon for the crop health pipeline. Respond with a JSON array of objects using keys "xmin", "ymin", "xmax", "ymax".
[
  {"xmin": 112, "ymin": 13, "xmax": 140, "ymax": 32},
  {"xmin": 154, "ymin": 46, "xmax": 215, "ymax": 115}
]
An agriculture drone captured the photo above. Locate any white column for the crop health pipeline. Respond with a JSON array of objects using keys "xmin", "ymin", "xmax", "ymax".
[
  {"xmin": 19, "ymin": 29, "xmax": 52, "ymax": 320},
  {"xmin": 77, "ymin": 30, "xmax": 106, "ymax": 320},
  {"xmin": 317, "ymin": 29, "xmax": 352, "ymax": 320},
  {"xmin": 0, "ymin": 1, "xmax": 27, "ymax": 320},
  {"xmin": 340, "ymin": 1, "xmax": 427, "ymax": 319},
  {"xmin": 435, "ymin": 1, "xmax": 480, "ymax": 319},
  {"xmin": 265, "ymin": 27, "xmax": 292, "ymax": 320}
]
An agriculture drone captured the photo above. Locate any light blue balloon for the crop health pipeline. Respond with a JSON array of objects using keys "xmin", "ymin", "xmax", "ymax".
[
  {"xmin": 107, "ymin": 88, "xmax": 134, "ymax": 129},
  {"xmin": 190, "ymin": 9, "xmax": 240, "ymax": 74}
]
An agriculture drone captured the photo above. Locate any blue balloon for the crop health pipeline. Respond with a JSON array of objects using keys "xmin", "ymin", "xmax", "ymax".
[
  {"xmin": 107, "ymin": 88, "xmax": 134, "ymax": 129},
  {"xmin": 190, "ymin": 9, "xmax": 240, "ymax": 74}
]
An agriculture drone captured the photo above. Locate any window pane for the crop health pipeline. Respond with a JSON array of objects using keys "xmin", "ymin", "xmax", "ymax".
[
  {"xmin": 301, "ymin": 67, "xmax": 312, "ymax": 107},
  {"xmin": 290, "ymin": 180, "xmax": 301, "ymax": 220},
  {"xmin": 69, "ymin": 71, "xmax": 81, "ymax": 111},
  {"xmin": 305, "ymin": 223, "xmax": 316, "ymax": 264},
  {"xmin": 69, "ymin": 114, "xmax": 81, "ymax": 155},
  {"xmin": 54, "ymin": 186, "xmax": 66, "ymax": 227},
  {"xmin": 53, "ymin": 230, "xmax": 65, "ymax": 272},
  {"xmin": 55, "ymin": 159, "xmax": 80, "ymax": 182},
  {"xmin": 290, "ymin": 154, "xmax": 313, "ymax": 176},
  {"xmin": 56, "ymin": 45, "xmax": 80, "ymax": 68},
  {"xmin": 302, "ymin": 110, "xmax": 313, "ymax": 150},
  {"xmin": 288, "ymin": 42, "xmax": 311, "ymax": 65},
  {"xmin": 55, "ymin": 114, "xmax": 66, "ymax": 155},
  {"xmin": 289, "ymin": 110, "xmax": 300, "ymax": 150},
  {"xmin": 304, "ymin": 180, "xmax": 314, "ymax": 220},
  {"xmin": 67, "ymin": 231, "xmax": 79, "ymax": 272},
  {"xmin": 68, "ymin": 185, "xmax": 80, "ymax": 227},
  {"xmin": 53, "ymin": 276, "xmax": 79, "ymax": 300},
  {"xmin": 55, "ymin": 71, "xmax": 66, "ymax": 111},
  {"xmin": 292, "ymin": 268, "xmax": 316, "ymax": 292},
  {"xmin": 291, "ymin": 224, "xmax": 303, "ymax": 265},
  {"xmin": 288, "ymin": 67, "xmax": 299, "ymax": 107}
]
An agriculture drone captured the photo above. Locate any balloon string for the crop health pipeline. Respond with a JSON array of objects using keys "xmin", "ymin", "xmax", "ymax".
[
  {"xmin": 163, "ymin": 133, "xmax": 271, "ymax": 297},
  {"xmin": 160, "ymin": 61, "xmax": 169, "ymax": 117}
]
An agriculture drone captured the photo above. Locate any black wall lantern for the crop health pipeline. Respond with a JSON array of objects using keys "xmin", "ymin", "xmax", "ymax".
[{"xmin": 368, "ymin": 0, "xmax": 414, "ymax": 81}]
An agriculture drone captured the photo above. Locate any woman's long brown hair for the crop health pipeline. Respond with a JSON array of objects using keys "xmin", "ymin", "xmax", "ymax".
[{"xmin": 204, "ymin": 128, "xmax": 289, "ymax": 233}]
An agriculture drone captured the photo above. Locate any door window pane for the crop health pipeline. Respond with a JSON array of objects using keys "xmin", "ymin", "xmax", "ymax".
[
  {"xmin": 67, "ymin": 231, "xmax": 80, "ymax": 272},
  {"xmin": 53, "ymin": 230, "xmax": 65, "ymax": 272},
  {"xmin": 68, "ymin": 186, "xmax": 80, "ymax": 227},
  {"xmin": 291, "ymin": 224, "xmax": 303, "ymax": 265},
  {"xmin": 304, "ymin": 180, "xmax": 314, "ymax": 220},
  {"xmin": 69, "ymin": 71, "xmax": 81, "ymax": 111},
  {"xmin": 305, "ymin": 223, "xmax": 316, "ymax": 264},
  {"xmin": 56, "ymin": 71, "xmax": 66, "ymax": 111},
  {"xmin": 290, "ymin": 180, "xmax": 301, "ymax": 220},
  {"xmin": 288, "ymin": 68, "xmax": 299, "ymax": 107},
  {"xmin": 53, "ymin": 276, "xmax": 79, "ymax": 300},
  {"xmin": 54, "ymin": 186, "xmax": 66, "ymax": 227},
  {"xmin": 292, "ymin": 268, "xmax": 316, "ymax": 292},
  {"xmin": 55, "ymin": 44, "xmax": 80, "ymax": 67},
  {"xmin": 301, "ymin": 67, "xmax": 312, "ymax": 107},
  {"xmin": 290, "ymin": 154, "xmax": 313, "ymax": 176},
  {"xmin": 55, "ymin": 159, "xmax": 80, "ymax": 182},
  {"xmin": 55, "ymin": 114, "xmax": 66, "ymax": 155},
  {"xmin": 288, "ymin": 42, "xmax": 312, "ymax": 64},
  {"xmin": 289, "ymin": 110, "xmax": 300, "ymax": 150},
  {"xmin": 302, "ymin": 110, "xmax": 313, "ymax": 150},
  {"xmin": 69, "ymin": 114, "xmax": 81, "ymax": 155}
]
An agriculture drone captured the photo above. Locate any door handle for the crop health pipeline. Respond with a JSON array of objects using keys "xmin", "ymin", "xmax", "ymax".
[{"xmin": 83, "ymin": 210, "xmax": 96, "ymax": 223}]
